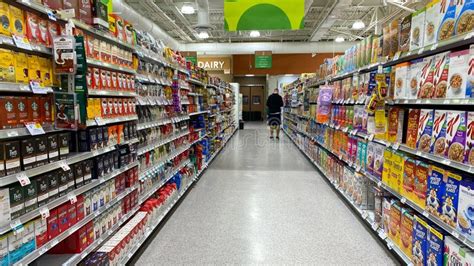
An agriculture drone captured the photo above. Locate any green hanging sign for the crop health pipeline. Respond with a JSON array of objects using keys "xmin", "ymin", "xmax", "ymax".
[
  {"xmin": 255, "ymin": 51, "xmax": 272, "ymax": 69},
  {"xmin": 186, "ymin": 56, "xmax": 198, "ymax": 66},
  {"xmin": 224, "ymin": 0, "xmax": 305, "ymax": 31}
]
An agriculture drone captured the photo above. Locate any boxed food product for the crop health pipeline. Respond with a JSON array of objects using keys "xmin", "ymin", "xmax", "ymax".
[
  {"xmin": 0, "ymin": 49, "xmax": 15, "ymax": 82},
  {"xmin": 43, "ymin": 0, "xmax": 63, "ymax": 10},
  {"xmin": 5, "ymin": 141, "xmax": 20, "ymax": 175},
  {"xmin": 9, "ymin": 184, "xmax": 24, "ymax": 219},
  {"xmin": 22, "ymin": 221, "xmax": 35, "ymax": 253},
  {"xmin": 47, "ymin": 208, "xmax": 59, "ymax": 240},
  {"xmin": 417, "ymin": 109, "xmax": 434, "ymax": 152},
  {"xmin": 390, "ymin": 152, "xmax": 404, "ymax": 193},
  {"xmin": 445, "ymin": 111, "xmax": 467, "ymax": 162},
  {"xmin": 8, "ymin": 5, "xmax": 24, "ymax": 36},
  {"xmin": 389, "ymin": 200, "xmax": 401, "ymax": 247},
  {"xmin": 27, "ymin": 96, "xmax": 40, "ymax": 123},
  {"xmin": 426, "ymin": 166, "xmax": 446, "ymax": 218},
  {"xmin": 21, "ymin": 138, "xmax": 36, "ymax": 170},
  {"xmin": 36, "ymin": 175, "xmax": 49, "ymax": 207},
  {"xmin": 367, "ymin": 142, "xmax": 375, "ymax": 174},
  {"xmin": 427, "ymin": 226, "xmax": 444, "ymax": 266},
  {"xmin": 387, "ymin": 107, "xmax": 404, "ymax": 143},
  {"xmin": 455, "ymin": 0, "xmax": 474, "ymax": 35},
  {"xmin": 34, "ymin": 218, "xmax": 47, "ymax": 248},
  {"xmin": 400, "ymin": 208, "xmax": 414, "ymax": 258},
  {"xmin": 412, "ymin": 215, "xmax": 428, "ymax": 265},
  {"xmin": 390, "ymin": 20, "xmax": 399, "ymax": 58},
  {"xmin": 442, "ymin": 171, "xmax": 462, "ymax": 227},
  {"xmin": 407, "ymin": 109, "xmax": 421, "ymax": 149},
  {"xmin": 456, "ymin": 177, "xmax": 474, "ymax": 241},
  {"xmin": 58, "ymin": 170, "xmax": 68, "ymax": 197},
  {"xmin": 0, "ymin": 2, "xmax": 10, "ymax": 36},
  {"xmin": 407, "ymin": 59, "xmax": 424, "ymax": 99},
  {"xmin": 410, "ymin": 8, "xmax": 426, "ymax": 51},
  {"xmin": 437, "ymin": 0, "xmax": 457, "ymax": 41},
  {"xmin": 431, "ymin": 110, "xmax": 448, "ymax": 156},
  {"xmin": 39, "ymin": 57, "xmax": 52, "ymax": 87},
  {"xmin": 57, "ymin": 203, "xmax": 69, "ymax": 233},
  {"xmin": 432, "ymin": 52, "xmax": 450, "ymax": 99},
  {"xmin": 382, "ymin": 149, "xmax": 392, "ymax": 186},
  {"xmin": 374, "ymin": 145, "xmax": 384, "ymax": 178},
  {"xmin": 38, "ymin": 18, "xmax": 49, "ymax": 46},
  {"xmin": 78, "ymin": 0, "xmax": 93, "ymax": 25},
  {"xmin": 414, "ymin": 160, "xmax": 429, "ymax": 209},
  {"xmin": 444, "ymin": 236, "xmax": 474, "ymax": 265},
  {"xmin": 424, "ymin": 0, "xmax": 442, "ymax": 47},
  {"xmin": 447, "ymin": 49, "xmax": 470, "ymax": 98},
  {"xmin": 417, "ymin": 56, "xmax": 435, "ymax": 99},
  {"xmin": 394, "ymin": 63, "xmax": 409, "ymax": 99},
  {"xmin": 0, "ymin": 96, "xmax": 18, "ymax": 128},
  {"xmin": 8, "ymin": 230, "xmax": 22, "ymax": 264},
  {"xmin": 27, "ymin": 55, "xmax": 41, "ymax": 82},
  {"xmin": 47, "ymin": 171, "xmax": 59, "ymax": 200},
  {"xmin": 35, "ymin": 136, "xmax": 48, "ymax": 166},
  {"xmin": 402, "ymin": 157, "xmax": 416, "ymax": 201},
  {"xmin": 14, "ymin": 52, "xmax": 28, "ymax": 84}
]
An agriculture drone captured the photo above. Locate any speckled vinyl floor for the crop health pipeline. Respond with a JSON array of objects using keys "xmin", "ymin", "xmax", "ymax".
[{"xmin": 134, "ymin": 123, "xmax": 398, "ymax": 265}]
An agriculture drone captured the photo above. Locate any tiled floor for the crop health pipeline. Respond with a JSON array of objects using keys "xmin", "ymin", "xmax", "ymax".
[{"xmin": 134, "ymin": 123, "xmax": 398, "ymax": 265}]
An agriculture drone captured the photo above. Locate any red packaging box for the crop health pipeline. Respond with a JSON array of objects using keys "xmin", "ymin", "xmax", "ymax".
[
  {"xmin": 92, "ymin": 67, "xmax": 100, "ymax": 89},
  {"xmin": 43, "ymin": 0, "xmax": 63, "ymax": 10},
  {"xmin": 50, "ymin": 225, "xmax": 87, "ymax": 254},
  {"xmin": 25, "ymin": 12, "xmax": 40, "ymax": 44},
  {"xmin": 122, "ymin": 99, "xmax": 128, "ymax": 115},
  {"xmin": 100, "ymin": 69, "xmax": 107, "ymax": 89},
  {"xmin": 85, "ymin": 35, "xmax": 94, "ymax": 58},
  {"xmin": 40, "ymin": 95, "xmax": 53, "ymax": 124},
  {"xmin": 47, "ymin": 22, "xmax": 60, "ymax": 48},
  {"xmin": 106, "ymin": 70, "xmax": 112, "ymax": 88},
  {"xmin": 35, "ymin": 218, "xmax": 48, "ymax": 248},
  {"xmin": 47, "ymin": 208, "xmax": 59, "ymax": 240},
  {"xmin": 101, "ymin": 98, "xmax": 109, "ymax": 118},
  {"xmin": 76, "ymin": 195, "xmax": 85, "ymax": 221},
  {"xmin": 86, "ymin": 221, "xmax": 94, "ymax": 246},
  {"xmin": 17, "ymin": 96, "xmax": 29, "ymax": 124},
  {"xmin": 28, "ymin": 96, "xmax": 41, "ymax": 123},
  {"xmin": 110, "ymin": 14, "xmax": 125, "ymax": 40},
  {"xmin": 57, "ymin": 203, "xmax": 69, "ymax": 233},
  {"xmin": 79, "ymin": 0, "xmax": 93, "ymax": 25},
  {"xmin": 117, "ymin": 73, "xmax": 123, "ymax": 90},
  {"xmin": 38, "ymin": 18, "xmax": 50, "ymax": 46},
  {"xmin": 68, "ymin": 201, "xmax": 77, "ymax": 227},
  {"xmin": 107, "ymin": 98, "xmax": 114, "ymax": 117},
  {"xmin": 111, "ymin": 71, "xmax": 117, "ymax": 89}
]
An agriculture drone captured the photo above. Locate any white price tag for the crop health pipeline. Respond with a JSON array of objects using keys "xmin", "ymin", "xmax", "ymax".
[
  {"xmin": 393, "ymin": 52, "xmax": 401, "ymax": 61},
  {"xmin": 387, "ymin": 241, "xmax": 393, "ymax": 250},
  {"xmin": 431, "ymin": 43, "xmax": 438, "ymax": 51},
  {"xmin": 392, "ymin": 142, "xmax": 400, "ymax": 150},
  {"xmin": 47, "ymin": 9, "xmax": 57, "ymax": 21},
  {"xmin": 59, "ymin": 161, "xmax": 70, "ymax": 171},
  {"xmin": 30, "ymin": 81, "xmax": 49, "ymax": 94},
  {"xmin": 385, "ymin": 142, "xmax": 391, "ymax": 148},
  {"xmin": 7, "ymin": 131, "xmax": 18, "ymax": 137},
  {"xmin": 51, "ymin": 239, "xmax": 59, "ymax": 247},
  {"xmin": 16, "ymin": 172, "xmax": 30, "ymax": 186},
  {"xmin": 21, "ymin": 0, "xmax": 31, "ymax": 5},
  {"xmin": 12, "ymin": 35, "xmax": 32, "ymax": 50},
  {"xmin": 25, "ymin": 122, "xmax": 45, "ymax": 135},
  {"xmin": 401, "ymin": 197, "xmax": 407, "ymax": 204},
  {"xmin": 464, "ymin": 32, "xmax": 474, "ymax": 40},
  {"xmin": 378, "ymin": 181, "xmax": 382, "ymax": 187},
  {"xmin": 362, "ymin": 211, "xmax": 368, "ymax": 219},
  {"xmin": 418, "ymin": 48, "xmax": 424, "ymax": 55},
  {"xmin": 372, "ymin": 223, "xmax": 379, "ymax": 231},
  {"xmin": 40, "ymin": 207, "xmax": 50, "ymax": 220},
  {"xmin": 452, "ymin": 230, "xmax": 460, "ymax": 238},
  {"xmin": 356, "ymin": 166, "xmax": 362, "ymax": 172},
  {"xmin": 95, "ymin": 117, "xmax": 105, "ymax": 126},
  {"xmin": 378, "ymin": 230, "xmax": 387, "ymax": 240},
  {"xmin": 368, "ymin": 134, "xmax": 375, "ymax": 141},
  {"xmin": 423, "ymin": 210, "xmax": 429, "ymax": 217},
  {"xmin": 416, "ymin": 151, "xmax": 422, "ymax": 156},
  {"xmin": 68, "ymin": 193, "xmax": 77, "ymax": 204},
  {"xmin": 377, "ymin": 65, "xmax": 383, "ymax": 74},
  {"xmin": 10, "ymin": 220, "xmax": 24, "ymax": 235}
]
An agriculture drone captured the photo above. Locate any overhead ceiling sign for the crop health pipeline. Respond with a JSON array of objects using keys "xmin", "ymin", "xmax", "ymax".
[
  {"xmin": 224, "ymin": 0, "xmax": 305, "ymax": 31},
  {"xmin": 197, "ymin": 56, "xmax": 232, "ymax": 74},
  {"xmin": 181, "ymin": 51, "xmax": 198, "ymax": 66},
  {"xmin": 255, "ymin": 51, "xmax": 272, "ymax": 69}
]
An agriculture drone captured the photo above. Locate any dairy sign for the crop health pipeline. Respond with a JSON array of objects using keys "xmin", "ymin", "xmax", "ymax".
[{"xmin": 197, "ymin": 57, "xmax": 231, "ymax": 73}]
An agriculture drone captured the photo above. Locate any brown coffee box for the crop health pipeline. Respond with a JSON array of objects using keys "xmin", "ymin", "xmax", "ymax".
[
  {"xmin": 62, "ymin": 0, "xmax": 79, "ymax": 19},
  {"xmin": 58, "ymin": 133, "xmax": 70, "ymax": 159},
  {"xmin": 74, "ymin": 163, "xmax": 84, "ymax": 188},
  {"xmin": 17, "ymin": 97, "xmax": 29, "ymax": 124},
  {"xmin": 83, "ymin": 160, "xmax": 93, "ymax": 184},
  {"xmin": 47, "ymin": 134, "xmax": 59, "ymax": 162},
  {"xmin": 47, "ymin": 170, "xmax": 59, "ymax": 201},
  {"xmin": 58, "ymin": 170, "xmax": 69, "ymax": 197},
  {"xmin": 28, "ymin": 96, "xmax": 41, "ymax": 123},
  {"xmin": 35, "ymin": 136, "xmax": 48, "ymax": 166},
  {"xmin": 21, "ymin": 138, "xmax": 37, "ymax": 170},
  {"xmin": 43, "ymin": 0, "xmax": 63, "ymax": 10},
  {"xmin": 36, "ymin": 174, "xmax": 49, "ymax": 207},
  {"xmin": 66, "ymin": 169, "xmax": 75, "ymax": 190},
  {"xmin": 5, "ymin": 141, "xmax": 20, "ymax": 175},
  {"xmin": 0, "ymin": 142, "xmax": 5, "ymax": 177},
  {"xmin": 78, "ymin": 0, "xmax": 93, "ymax": 25},
  {"xmin": 40, "ymin": 95, "xmax": 53, "ymax": 124},
  {"xmin": 9, "ymin": 183, "xmax": 24, "ymax": 219},
  {"xmin": 23, "ymin": 180, "xmax": 38, "ymax": 213},
  {"xmin": 0, "ymin": 96, "xmax": 18, "ymax": 128}
]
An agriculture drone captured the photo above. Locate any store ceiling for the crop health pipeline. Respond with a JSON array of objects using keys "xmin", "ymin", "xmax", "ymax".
[{"xmin": 124, "ymin": 0, "xmax": 422, "ymax": 43}]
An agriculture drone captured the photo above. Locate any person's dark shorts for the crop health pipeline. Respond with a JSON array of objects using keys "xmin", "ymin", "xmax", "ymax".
[{"xmin": 267, "ymin": 113, "xmax": 281, "ymax": 126}]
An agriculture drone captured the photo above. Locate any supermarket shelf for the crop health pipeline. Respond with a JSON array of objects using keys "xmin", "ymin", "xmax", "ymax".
[
  {"xmin": 387, "ymin": 98, "xmax": 474, "ymax": 106},
  {"xmin": 0, "ymin": 125, "xmax": 61, "ymax": 140},
  {"xmin": 139, "ymin": 144, "xmax": 192, "ymax": 180},
  {"xmin": 206, "ymin": 84, "xmax": 218, "ymax": 90},
  {"xmin": 190, "ymin": 134, "xmax": 208, "ymax": 146},
  {"xmin": 85, "ymin": 115, "xmax": 138, "ymax": 127},
  {"xmin": 180, "ymin": 86, "xmax": 191, "ymax": 91},
  {"xmin": 189, "ymin": 110, "xmax": 209, "ymax": 116},
  {"xmin": 284, "ymin": 130, "xmax": 412, "ymax": 265},
  {"xmin": 0, "ymin": 81, "xmax": 54, "ymax": 93},
  {"xmin": 136, "ymin": 74, "xmax": 171, "ymax": 86},
  {"xmin": 187, "ymin": 93, "xmax": 203, "ymax": 97},
  {"xmin": 137, "ymin": 96, "xmax": 172, "ymax": 106},
  {"xmin": 0, "ymin": 161, "xmax": 139, "ymax": 235},
  {"xmin": 137, "ymin": 116, "xmax": 190, "ymax": 131},
  {"xmin": 0, "ymin": 143, "xmax": 121, "ymax": 187},
  {"xmin": 14, "ymin": 184, "xmax": 139, "ymax": 266},
  {"xmin": 135, "ymin": 47, "xmax": 171, "ymax": 67},
  {"xmin": 88, "ymin": 90, "xmax": 137, "ymax": 97},
  {"xmin": 285, "ymin": 123, "xmax": 474, "ymax": 250},
  {"xmin": 187, "ymin": 79, "xmax": 205, "ymax": 86},
  {"xmin": 13, "ymin": 0, "xmax": 66, "ymax": 22},
  {"xmin": 71, "ymin": 19, "xmax": 134, "ymax": 50},
  {"xmin": 86, "ymin": 59, "xmax": 136, "ymax": 75},
  {"xmin": 138, "ymin": 131, "xmax": 190, "ymax": 156},
  {"xmin": 0, "ymin": 34, "xmax": 52, "ymax": 55}
]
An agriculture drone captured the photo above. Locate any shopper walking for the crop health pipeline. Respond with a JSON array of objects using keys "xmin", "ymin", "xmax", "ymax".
[{"xmin": 266, "ymin": 88, "xmax": 284, "ymax": 140}]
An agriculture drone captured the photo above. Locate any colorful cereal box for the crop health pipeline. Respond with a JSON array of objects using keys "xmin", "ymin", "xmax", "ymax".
[
  {"xmin": 443, "ymin": 236, "xmax": 474, "ymax": 265},
  {"xmin": 387, "ymin": 107, "xmax": 404, "ymax": 143},
  {"xmin": 424, "ymin": 0, "xmax": 442, "ymax": 47},
  {"xmin": 410, "ymin": 7, "xmax": 426, "ymax": 51},
  {"xmin": 382, "ymin": 149, "xmax": 392, "ymax": 186},
  {"xmin": 417, "ymin": 56, "xmax": 435, "ymax": 99},
  {"xmin": 431, "ymin": 110, "xmax": 448, "ymax": 156},
  {"xmin": 403, "ymin": 157, "xmax": 416, "ymax": 201},
  {"xmin": 432, "ymin": 51, "xmax": 450, "ymax": 99},
  {"xmin": 400, "ymin": 208, "xmax": 414, "ymax": 257},
  {"xmin": 445, "ymin": 111, "xmax": 467, "ymax": 162},
  {"xmin": 382, "ymin": 198, "xmax": 392, "ymax": 234},
  {"xmin": 408, "ymin": 59, "xmax": 424, "ymax": 99},
  {"xmin": 390, "ymin": 152, "xmax": 405, "ymax": 193},
  {"xmin": 447, "ymin": 50, "xmax": 470, "ymax": 98},
  {"xmin": 412, "ymin": 215, "xmax": 429, "ymax": 265},
  {"xmin": 389, "ymin": 200, "xmax": 402, "ymax": 247},
  {"xmin": 394, "ymin": 63, "xmax": 410, "ymax": 99},
  {"xmin": 367, "ymin": 142, "xmax": 375, "ymax": 174},
  {"xmin": 442, "ymin": 171, "xmax": 462, "ymax": 227},
  {"xmin": 414, "ymin": 160, "xmax": 429, "ymax": 209},
  {"xmin": 426, "ymin": 166, "xmax": 446, "ymax": 218},
  {"xmin": 407, "ymin": 109, "xmax": 421, "ymax": 149},
  {"xmin": 417, "ymin": 109, "xmax": 434, "ymax": 153},
  {"xmin": 426, "ymin": 226, "xmax": 444, "ymax": 266},
  {"xmin": 466, "ymin": 112, "xmax": 474, "ymax": 165},
  {"xmin": 374, "ymin": 145, "xmax": 385, "ymax": 178},
  {"xmin": 454, "ymin": 0, "xmax": 474, "ymax": 36},
  {"xmin": 456, "ymin": 177, "xmax": 474, "ymax": 241},
  {"xmin": 437, "ymin": 0, "xmax": 457, "ymax": 41}
]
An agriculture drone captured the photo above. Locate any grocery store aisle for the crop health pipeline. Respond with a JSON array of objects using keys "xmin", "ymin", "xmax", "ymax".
[{"xmin": 134, "ymin": 123, "xmax": 397, "ymax": 265}]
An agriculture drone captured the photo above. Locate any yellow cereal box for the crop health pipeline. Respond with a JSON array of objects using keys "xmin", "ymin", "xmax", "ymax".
[
  {"xmin": 400, "ymin": 208, "xmax": 414, "ymax": 258},
  {"xmin": 8, "ymin": 5, "xmax": 24, "ymax": 36},
  {"xmin": 389, "ymin": 200, "xmax": 402, "ymax": 247},
  {"xmin": 390, "ymin": 152, "xmax": 405, "ymax": 193},
  {"xmin": 0, "ymin": 2, "xmax": 11, "ymax": 36},
  {"xmin": 382, "ymin": 149, "xmax": 392, "ymax": 186},
  {"xmin": 0, "ymin": 49, "xmax": 14, "ymax": 82}
]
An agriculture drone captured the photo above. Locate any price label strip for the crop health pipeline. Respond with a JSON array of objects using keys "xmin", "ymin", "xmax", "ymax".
[
  {"xmin": 16, "ymin": 172, "xmax": 31, "ymax": 186},
  {"xmin": 40, "ymin": 207, "xmax": 50, "ymax": 220},
  {"xmin": 25, "ymin": 122, "xmax": 46, "ymax": 135}
]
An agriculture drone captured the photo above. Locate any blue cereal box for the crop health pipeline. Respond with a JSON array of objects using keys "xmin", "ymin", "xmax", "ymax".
[
  {"xmin": 412, "ymin": 215, "xmax": 429, "ymax": 265},
  {"xmin": 454, "ymin": 0, "xmax": 474, "ymax": 36},
  {"xmin": 426, "ymin": 226, "xmax": 444, "ymax": 266},
  {"xmin": 456, "ymin": 177, "xmax": 474, "ymax": 242},
  {"xmin": 441, "ymin": 171, "xmax": 462, "ymax": 228},
  {"xmin": 426, "ymin": 166, "xmax": 446, "ymax": 218}
]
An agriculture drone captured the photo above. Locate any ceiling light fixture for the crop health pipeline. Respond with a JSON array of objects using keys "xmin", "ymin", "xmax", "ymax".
[
  {"xmin": 198, "ymin": 31, "xmax": 209, "ymax": 39},
  {"xmin": 181, "ymin": 4, "xmax": 195, "ymax": 14},
  {"xmin": 250, "ymin": 30, "xmax": 260, "ymax": 38},
  {"xmin": 352, "ymin": 20, "xmax": 365, "ymax": 30},
  {"xmin": 335, "ymin": 36, "xmax": 345, "ymax": 43}
]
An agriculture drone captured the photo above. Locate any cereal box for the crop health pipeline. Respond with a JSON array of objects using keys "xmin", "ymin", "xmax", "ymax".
[
  {"xmin": 432, "ymin": 52, "xmax": 450, "ymax": 99},
  {"xmin": 407, "ymin": 109, "xmax": 421, "ymax": 149},
  {"xmin": 374, "ymin": 145, "xmax": 385, "ymax": 178},
  {"xmin": 400, "ymin": 208, "xmax": 414, "ymax": 258},
  {"xmin": 445, "ymin": 111, "xmax": 467, "ymax": 162},
  {"xmin": 390, "ymin": 20, "xmax": 399, "ymax": 58},
  {"xmin": 414, "ymin": 160, "xmax": 429, "ymax": 209},
  {"xmin": 444, "ymin": 236, "xmax": 474, "ymax": 265},
  {"xmin": 402, "ymin": 157, "xmax": 416, "ymax": 201},
  {"xmin": 469, "ymin": 45, "xmax": 474, "ymax": 98},
  {"xmin": 456, "ymin": 177, "xmax": 474, "ymax": 241},
  {"xmin": 431, "ymin": 110, "xmax": 448, "ymax": 156},
  {"xmin": 399, "ymin": 14, "xmax": 412, "ymax": 53},
  {"xmin": 367, "ymin": 142, "xmax": 375, "ymax": 174},
  {"xmin": 412, "ymin": 215, "xmax": 428, "ymax": 265},
  {"xmin": 382, "ymin": 149, "xmax": 392, "ymax": 186},
  {"xmin": 382, "ymin": 198, "xmax": 392, "ymax": 233},
  {"xmin": 467, "ymin": 112, "xmax": 474, "ymax": 165},
  {"xmin": 360, "ymin": 141, "xmax": 367, "ymax": 171},
  {"xmin": 424, "ymin": 0, "xmax": 442, "ymax": 47},
  {"xmin": 408, "ymin": 59, "xmax": 424, "ymax": 99},
  {"xmin": 410, "ymin": 7, "xmax": 426, "ymax": 51},
  {"xmin": 442, "ymin": 171, "xmax": 462, "ymax": 227},
  {"xmin": 426, "ymin": 226, "xmax": 444, "ymax": 266},
  {"xmin": 0, "ymin": 2, "xmax": 10, "ymax": 36},
  {"xmin": 437, "ymin": 0, "xmax": 457, "ymax": 41},
  {"xmin": 417, "ymin": 109, "xmax": 434, "ymax": 153},
  {"xmin": 387, "ymin": 107, "xmax": 404, "ymax": 143},
  {"xmin": 447, "ymin": 50, "xmax": 470, "ymax": 98},
  {"xmin": 390, "ymin": 152, "xmax": 405, "ymax": 193},
  {"xmin": 394, "ymin": 63, "xmax": 410, "ymax": 99},
  {"xmin": 389, "ymin": 200, "xmax": 402, "ymax": 247},
  {"xmin": 417, "ymin": 56, "xmax": 435, "ymax": 99},
  {"xmin": 426, "ymin": 166, "xmax": 446, "ymax": 218},
  {"xmin": 383, "ymin": 25, "xmax": 391, "ymax": 58},
  {"xmin": 454, "ymin": 0, "xmax": 474, "ymax": 36}
]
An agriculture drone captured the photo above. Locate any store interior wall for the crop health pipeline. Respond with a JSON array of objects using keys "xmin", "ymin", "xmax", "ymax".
[{"xmin": 267, "ymin": 75, "xmax": 299, "ymax": 95}]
